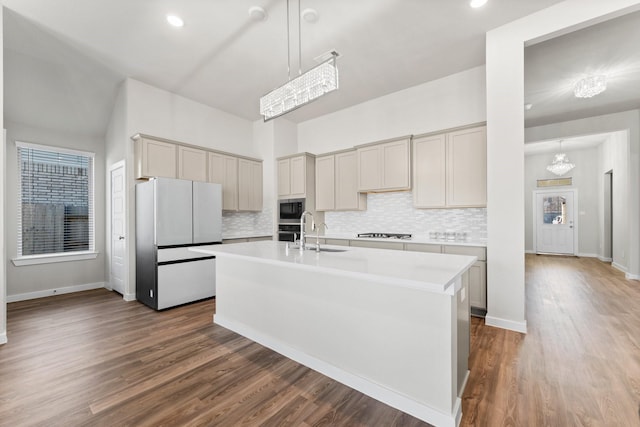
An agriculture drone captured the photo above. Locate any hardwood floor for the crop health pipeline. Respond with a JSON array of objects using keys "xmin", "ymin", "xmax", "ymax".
[
  {"xmin": 462, "ymin": 255, "xmax": 640, "ymax": 427},
  {"xmin": 1, "ymin": 254, "xmax": 639, "ymax": 426}
]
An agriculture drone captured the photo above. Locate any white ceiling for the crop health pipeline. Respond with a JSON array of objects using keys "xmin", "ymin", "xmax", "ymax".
[
  {"xmin": 524, "ymin": 9, "xmax": 640, "ymax": 128},
  {"xmin": 3, "ymin": 0, "xmax": 566, "ymax": 136},
  {"xmin": 524, "ymin": 133, "xmax": 611, "ymax": 156}
]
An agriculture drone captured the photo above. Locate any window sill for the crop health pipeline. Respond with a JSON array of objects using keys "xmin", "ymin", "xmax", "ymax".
[{"xmin": 12, "ymin": 251, "xmax": 99, "ymax": 266}]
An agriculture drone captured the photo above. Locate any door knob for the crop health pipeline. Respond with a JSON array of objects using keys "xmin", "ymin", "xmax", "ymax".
[{"xmin": 118, "ymin": 236, "xmax": 125, "ymax": 240}]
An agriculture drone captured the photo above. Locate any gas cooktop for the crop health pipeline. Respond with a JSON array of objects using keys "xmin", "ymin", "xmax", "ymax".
[{"xmin": 357, "ymin": 233, "xmax": 412, "ymax": 240}]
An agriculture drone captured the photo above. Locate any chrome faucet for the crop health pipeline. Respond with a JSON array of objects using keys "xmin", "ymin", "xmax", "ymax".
[
  {"xmin": 315, "ymin": 222, "xmax": 328, "ymax": 252},
  {"xmin": 299, "ymin": 211, "xmax": 314, "ymax": 251}
]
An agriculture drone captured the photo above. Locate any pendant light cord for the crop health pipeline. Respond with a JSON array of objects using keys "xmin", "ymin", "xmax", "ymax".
[
  {"xmin": 298, "ymin": 0, "xmax": 302, "ymax": 76},
  {"xmin": 286, "ymin": 0, "xmax": 291, "ymax": 81}
]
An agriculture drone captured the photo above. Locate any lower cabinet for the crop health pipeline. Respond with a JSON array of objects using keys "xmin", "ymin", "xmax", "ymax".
[{"xmin": 466, "ymin": 261, "xmax": 487, "ymax": 311}]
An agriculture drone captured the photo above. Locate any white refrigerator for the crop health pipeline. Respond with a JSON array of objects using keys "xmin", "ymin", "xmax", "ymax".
[{"xmin": 136, "ymin": 178, "xmax": 222, "ymax": 310}]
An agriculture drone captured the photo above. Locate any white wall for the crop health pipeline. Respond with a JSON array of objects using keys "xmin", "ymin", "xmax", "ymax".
[
  {"xmin": 4, "ymin": 121, "xmax": 106, "ymax": 300},
  {"xmin": 598, "ymin": 131, "xmax": 630, "ymax": 270},
  {"xmin": 486, "ymin": 0, "xmax": 640, "ymax": 333},
  {"xmin": 524, "ymin": 147, "xmax": 600, "ymax": 256},
  {"xmin": 297, "ymin": 66, "xmax": 486, "ymax": 153},
  {"xmin": 112, "ymin": 78, "xmax": 264, "ymax": 300},
  {"xmin": 525, "ymin": 110, "xmax": 638, "ymax": 276}
]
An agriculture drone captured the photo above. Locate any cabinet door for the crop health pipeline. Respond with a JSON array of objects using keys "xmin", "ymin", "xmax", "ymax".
[
  {"xmin": 446, "ymin": 126, "xmax": 487, "ymax": 207},
  {"xmin": 140, "ymin": 138, "xmax": 177, "ymax": 179},
  {"xmin": 467, "ymin": 261, "xmax": 487, "ymax": 309},
  {"xmin": 315, "ymin": 155, "xmax": 335, "ymax": 211},
  {"xmin": 209, "ymin": 153, "xmax": 238, "ymax": 211},
  {"xmin": 335, "ymin": 151, "xmax": 366, "ymax": 210},
  {"xmin": 238, "ymin": 159, "xmax": 263, "ymax": 211},
  {"xmin": 178, "ymin": 146, "xmax": 208, "ymax": 182},
  {"xmin": 413, "ymin": 134, "xmax": 446, "ymax": 208},
  {"xmin": 277, "ymin": 158, "xmax": 291, "ymax": 198},
  {"xmin": 382, "ymin": 139, "xmax": 410, "ymax": 190},
  {"xmin": 289, "ymin": 155, "xmax": 306, "ymax": 197},
  {"xmin": 357, "ymin": 145, "xmax": 381, "ymax": 191}
]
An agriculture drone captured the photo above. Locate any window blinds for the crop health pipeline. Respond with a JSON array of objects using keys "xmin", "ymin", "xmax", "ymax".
[{"xmin": 16, "ymin": 142, "xmax": 95, "ymax": 257}]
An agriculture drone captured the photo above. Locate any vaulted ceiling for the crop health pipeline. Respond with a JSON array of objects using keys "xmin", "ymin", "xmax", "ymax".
[{"xmin": 4, "ymin": 0, "xmax": 639, "ymax": 138}]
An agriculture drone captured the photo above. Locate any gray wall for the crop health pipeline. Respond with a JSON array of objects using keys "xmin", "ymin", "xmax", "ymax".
[
  {"xmin": 5, "ymin": 121, "xmax": 106, "ymax": 298},
  {"xmin": 525, "ymin": 146, "xmax": 600, "ymax": 256}
]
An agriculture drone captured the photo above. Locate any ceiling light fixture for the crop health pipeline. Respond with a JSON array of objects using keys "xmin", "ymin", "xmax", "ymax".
[
  {"xmin": 166, "ymin": 14, "xmax": 184, "ymax": 27},
  {"xmin": 259, "ymin": 0, "xmax": 339, "ymax": 121},
  {"xmin": 249, "ymin": 6, "xmax": 268, "ymax": 22},
  {"xmin": 546, "ymin": 140, "xmax": 575, "ymax": 176},
  {"xmin": 470, "ymin": 0, "xmax": 488, "ymax": 8},
  {"xmin": 574, "ymin": 75, "xmax": 607, "ymax": 98}
]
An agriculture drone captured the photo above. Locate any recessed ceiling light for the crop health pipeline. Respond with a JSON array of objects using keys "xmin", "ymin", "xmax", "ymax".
[
  {"xmin": 470, "ymin": 0, "xmax": 488, "ymax": 8},
  {"xmin": 248, "ymin": 6, "xmax": 268, "ymax": 22},
  {"xmin": 166, "ymin": 14, "xmax": 184, "ymax": 27},
  {"xmin": 301, "ymin": 8, "xmax": 318, "ymax": 23}
]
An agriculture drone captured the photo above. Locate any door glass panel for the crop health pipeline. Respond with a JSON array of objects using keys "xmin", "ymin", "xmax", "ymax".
[{"xmin": 543, "ymin": 196, "xmax": 566, "ymax": 225}]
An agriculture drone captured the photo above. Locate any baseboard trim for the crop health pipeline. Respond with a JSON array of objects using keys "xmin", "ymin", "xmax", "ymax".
[
  {"xmin": 215, "ymin": 314, "xmax": 462, "ymax": 427},
  {"xmin": 0, "ymin": 332, "xmax": 7, "ymax": 345},
  {"xmin": 485, "ymin": 315, "xmax": 527, "ymax": 334},
  {"xmin": 7, "ymin": 282, "xmax": 106, "ymax": 302},
  {"xmin": 626, "ymin": 272, "xmax": 640, "ymax": 281},
  {"xmin": 598, "ymin": 256, "xmax": 613, "ymax": 262},
  {"xmin": 524, "ymin": 249, "xmax": 535, "ymax": 254},
  {"xmin": 123, "ymin": 292, "xmax": 136, "ymax": 302},
  {"xmin": 612, "ymin": 262, "xmax": 628, "ymax": 274},
  {"xmin": 577, "ymin": 253, "xmax": 599, "ymax": 258}
]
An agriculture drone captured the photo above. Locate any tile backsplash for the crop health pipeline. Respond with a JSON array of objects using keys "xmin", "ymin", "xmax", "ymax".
[
  {"xmin": 325, "ymin": 192, "xmax": 487, "ymax": 239},
  {"xmin": 222, "ymin": 206, "xmax": 273, "ymax": 238}
]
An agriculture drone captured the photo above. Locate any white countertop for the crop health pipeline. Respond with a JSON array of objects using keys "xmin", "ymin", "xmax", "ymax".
[
  {"xmin": 192, "ymin": 240, "xmax": 476, "ymax": 294},
  {"xmin": 222, "ymin": 233, "xmax": 273, "ymax": 240},
  {"xmin": 319, "ymin": 233, "xmax": 487, "ymax": 247}
]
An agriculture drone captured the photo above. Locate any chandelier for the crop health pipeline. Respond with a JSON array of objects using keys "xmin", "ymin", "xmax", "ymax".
[
  {"xmin": 259, "ymin": 1, "xmax": 339, "ymax": 121},
  {"xmin": 574, "ymin": 75, "xmax": 606, "ymax": 98},
  {"xmin": 546, "ymin": 141, "xmax": 575, "ymax": 176}
]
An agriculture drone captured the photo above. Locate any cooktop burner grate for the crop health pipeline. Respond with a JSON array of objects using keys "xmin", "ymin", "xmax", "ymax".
[{"xmin": 357, "ymin": 233, "xmax": 412, "ymax": 240}]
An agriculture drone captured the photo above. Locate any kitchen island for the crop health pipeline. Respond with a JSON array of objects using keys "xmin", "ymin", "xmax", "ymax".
[{"xmin": 191, "ymin": 241, "xmax": 475, "ymax": 427}]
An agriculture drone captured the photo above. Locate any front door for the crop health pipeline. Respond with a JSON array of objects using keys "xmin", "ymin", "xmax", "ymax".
[
  {"xmin": 535, "ymin": 190, "xmax": 576, "ymax": 255},
  {"xmin": 110, "ymin": 163, "xmax": 126, "ymax": 295}
]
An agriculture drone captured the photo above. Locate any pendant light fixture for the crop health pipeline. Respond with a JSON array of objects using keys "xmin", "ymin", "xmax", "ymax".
[
  {"xmin": 259, "ymin": 0, "xmax": 339, "ymax": 121},
  {"xmin": 546, "ymin": 140, "xmax": 575, "ymax": 176}
]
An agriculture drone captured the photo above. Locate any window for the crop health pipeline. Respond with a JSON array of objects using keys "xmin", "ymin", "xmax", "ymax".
[{"xmin": 15, "ymin": 142, "xmax": 96, "ymax": 264}]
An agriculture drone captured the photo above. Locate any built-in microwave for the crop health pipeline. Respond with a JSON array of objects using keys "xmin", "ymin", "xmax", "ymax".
[{"xmin": 278, "ymin": 198, "xmax": 305, "ymax": 223}]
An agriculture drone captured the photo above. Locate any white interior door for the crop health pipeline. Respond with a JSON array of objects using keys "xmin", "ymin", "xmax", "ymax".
[
  {"xmin": 110, "ymin": 163, "xmax": 126, "ymax": 294},
  {"xmin": 535, "ymin": 190, "xmax": 575, "ymax": 255}
]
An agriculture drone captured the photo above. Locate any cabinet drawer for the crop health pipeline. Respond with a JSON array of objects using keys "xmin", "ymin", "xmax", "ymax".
[
  {"xmin": 443, "ymin": 245, "xmax": 486, "ymax": 261},
  {"xmin": 349, "ymin": 240, "xmax": 404, "ymax": 251},
  {"xmin": 404, "ymin": 243, "xmax": 442, "ymax": 253}
]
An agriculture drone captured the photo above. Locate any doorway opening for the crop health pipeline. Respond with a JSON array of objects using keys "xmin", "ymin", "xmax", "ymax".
[{"xmin": 533, "ymin": 189, "xmax": 577, "ymax": 256}]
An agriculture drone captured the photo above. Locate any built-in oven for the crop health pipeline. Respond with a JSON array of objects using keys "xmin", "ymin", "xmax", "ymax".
[
  {"xmin": 278, "ymin": 224, "xmax": 300, "ymax": 242},
  {"xmin": 278, "ymin": 198, "xmax": 305, "ymax": 223}
]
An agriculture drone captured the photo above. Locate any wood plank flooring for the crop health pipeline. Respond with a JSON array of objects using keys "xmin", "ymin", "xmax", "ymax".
[{"xmin": 1, "ymin": 254, "xmax": 639, "ymax": 426}]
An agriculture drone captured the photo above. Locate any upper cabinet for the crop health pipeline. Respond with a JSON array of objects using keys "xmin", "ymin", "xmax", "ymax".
[
  {"xmin": 316, "ymin": 150, "xmax": 366, "ymax": 211},
  {"xmin": 413, "ymin": 134, "xmax": 446, "ymax": 208},
  {"xmin": 446, "ymin": 126, "xmax": 487, "ymax": 207},
  {"xmin": 208, "ymin": 152, "xmax": 238, "ymax": 211},
  {"xmin": 178, "ymin": 146, "xmax": 207, "ymax": 182},
  {"xmin": 238, "ymin": 159, "xmax": 263, "ymax": 211},
  {"xmin": 413, "ymin": 125, "xmax": 486, "ymax": 208},
  {"xmin": 134, "ymin": 134, "xmax": 177, "ymax": 179},
  {"xmin": 277, "ymin": 153, "xmax": 315, "ymax": 199},
  {"xmin": 357, "ymin": 137, "xmax": 411, "ymax": 192},
  {"xmin": 133, "ymin": 133, "xmax": 263, "ymax": 212},
  {"xmin": 315, "ymin": 155, "xmax": 335, "ymax": 211}
]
